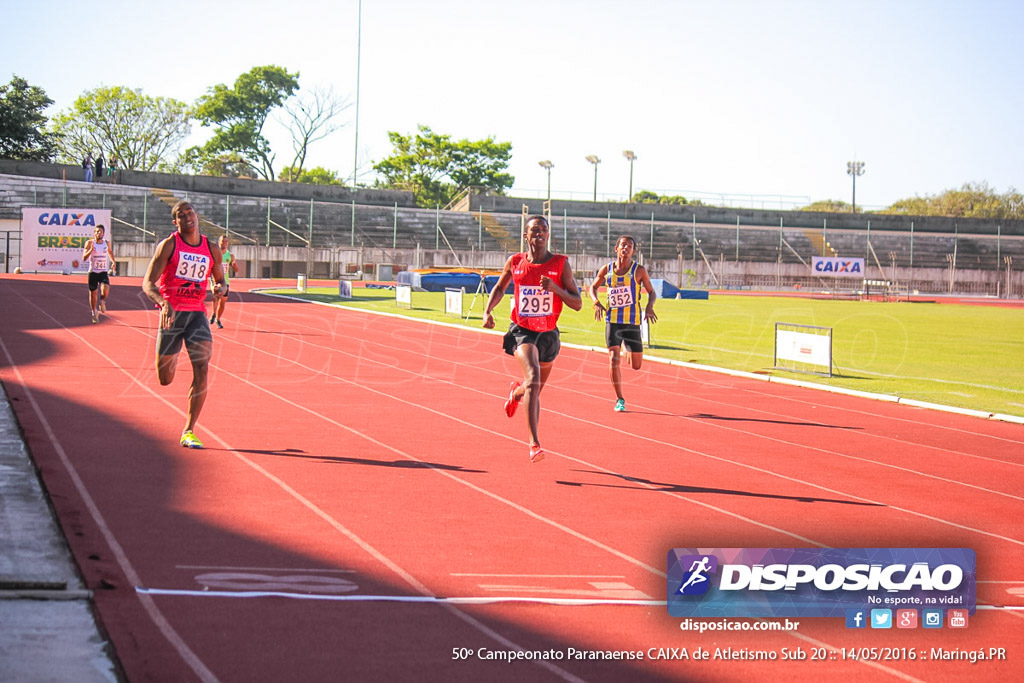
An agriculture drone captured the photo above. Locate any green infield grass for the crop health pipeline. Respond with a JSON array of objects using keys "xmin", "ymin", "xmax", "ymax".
[{"xmin": 263, "ymin": 286, "xmax": 1024, "ymax": 419}]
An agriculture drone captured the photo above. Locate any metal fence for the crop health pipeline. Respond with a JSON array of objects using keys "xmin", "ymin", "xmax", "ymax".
[{"xmin": 2, "ymin": 178, "xmax": 1022, "ymax": 296}]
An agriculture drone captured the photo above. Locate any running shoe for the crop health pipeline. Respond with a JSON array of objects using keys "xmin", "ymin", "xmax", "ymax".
[
  {"xmin": 529, "ymin": 444, "xmax": 545, "ymax": 463},
  {"xmin": 99, "ymin": 300, "xmax": 106, "ymax": 313},
  {"xmin": 180, "ymin": 431, "xmax": 205, "ymax": 449},
  {"xmin": 504, "ymin": 381, "xmax": 522, "ymax": 418},
  {"xmin": 91, "ymin": 311, "xmax": 98, "ymax": 324},
  {"xmin": 614, "ymin": 398, "xmax": 626, "ymax": 412},
  {"xmin": 216, "ymin": 319, "xmax": 224, "ymax": 329},
  {"xmin": 210, "ymin": 315, "xmax": 217, "ymax": 324}
]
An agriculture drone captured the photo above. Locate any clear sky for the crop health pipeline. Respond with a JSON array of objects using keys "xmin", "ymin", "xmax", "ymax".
[{"xmin": 4, "ymin": 0, "xmax": 1022, "ymax": 209}]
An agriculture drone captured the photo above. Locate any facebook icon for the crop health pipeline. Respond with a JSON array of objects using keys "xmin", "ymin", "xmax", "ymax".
[{"xmin": 845, "ymin": 609, "xmax": 867, "ymax": 629}]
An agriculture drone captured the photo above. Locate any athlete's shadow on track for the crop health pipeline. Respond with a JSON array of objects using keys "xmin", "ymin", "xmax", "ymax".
[
  {"xmin": 629, "ymin": 410, "xmax": 862, "ymax": 430},
  {"xmin": 556, "ymin": 470, "xmax": 883, "ymax": 506},
  {"xmin": 233, "ymin": 448, "xmax": 487, "ymax": 473},
  {"xmin": 689, "ymin": 412, "xmax": 863, "ymax": 430}
]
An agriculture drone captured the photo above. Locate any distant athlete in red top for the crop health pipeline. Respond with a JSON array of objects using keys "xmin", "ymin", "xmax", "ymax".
[
  {"xmin": 143, "ymin": 201, "xmax": 226, "ymax": 449},
  {"xmin": 482, "ymin": 215, "xmax": 582, "ymax": 462}
]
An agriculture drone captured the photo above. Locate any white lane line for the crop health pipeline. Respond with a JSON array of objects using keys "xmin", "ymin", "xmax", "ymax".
[
  {"xmin": 194, "ymin": 302, "xmax": 1020, "ymax": 681},
  {"xmin": 21, "ymin": 283, "xmax": 1011, "ymax": 683},
  {"xmin": 9, "ymin": 289, "xmax": 588, "ymax": 683},
  {"xmin": 0, "ymin": 335, "xmax": 220, "ymax": 683},
  {"xmin": 243, "ymin": 299, "xmax": 1024, "ymax": 495},
  {"xmin": 266, "ymin": 289, "xmax": 1024, "ymax": 442},
  {"xmin": 213, "ymin": 305, "xmax": 1024, "ymax": 547},
  {"xmin": 136, "ymin": 588, "xmax": 664, "ymax": 606},
  {"xmin": 211, "ymin": 321, "xmax": 827, "ymax": 548},
  {"xmin": 451, "ymin": 573, "xmax": 626, "ymax": 578},
  {"xmin": 132, "ymin": 588, "xmax": 1024, "ymax": 611},
  {"xmin": 176, "ymin": 565, "xmax": 356, "ymax": 573}
]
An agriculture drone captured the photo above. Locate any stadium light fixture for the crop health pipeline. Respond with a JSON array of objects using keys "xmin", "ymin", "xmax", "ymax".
[
  {"xmin": 586, "ymin": 155, "xmax": 601, "ymax": 202},
  {"xmin": 538, "ymin": 160, "xmax": 553, "ymax": 201},
  {"xmin": 623, "ymin": 150, "xmax": 636, "ymax": 202},
  {"xmin": 846, "ymin": 160, "xmax": 865, "ymax": 213}
]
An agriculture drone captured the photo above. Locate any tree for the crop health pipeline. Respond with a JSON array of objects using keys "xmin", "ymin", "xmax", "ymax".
[
  {"xmin": 179, "ymin": 151, "xmax": 252, "ymax": 178},
  {"xmin": 631, "ymin": 190, "xmax": 660, "ymax": 203},
  {"xmin": 631, "ymin": 190, "xmax": 701, "ymax": 206},
  {"xmin": 190, "ymin": 65, "xmax": 300, "ymax": 180},
  {"xmin": 799, "ymin": 199, "xmax": 852, "ymax": 212},
  {"xmin": 0, "ymin": 75, "xmax": 57, "ymax": 161},
  {"xmin": 881, "ymin": 182, "xmax": 1023, "ymax": 219},
  {"xmin": 280, "ymin": 86, "xmax": 349, "ymax": 181},
  {"xmin": 279, "ymin": 165, "xmax": 345, "ymax": 185},
  {"xmin": 50, "ymin": 86, "xmax": 191, "ymax": 171},
  {"xmin": 373, "ymin": 125, "xmax": 513, "ymax": 207}
]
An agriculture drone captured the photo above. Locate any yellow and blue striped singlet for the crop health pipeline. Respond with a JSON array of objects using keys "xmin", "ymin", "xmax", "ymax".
[{"xmin": 604, "ymin": 261, "xmax": 641, "ymax": 325}]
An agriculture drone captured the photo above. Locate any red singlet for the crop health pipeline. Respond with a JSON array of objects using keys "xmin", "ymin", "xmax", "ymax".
[
  {"xmin": 159, "ymin": 232, "xmax": 213, "ymax": 312},
  {"xmin": 509, "ymin": 252, "xmax": 568, "ymax": 332}
]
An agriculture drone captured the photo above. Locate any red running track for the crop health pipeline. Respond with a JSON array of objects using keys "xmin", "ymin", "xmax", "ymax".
[{"xmin": 1, "ymin": 274, "xmax": 1022, "ymax": 682}]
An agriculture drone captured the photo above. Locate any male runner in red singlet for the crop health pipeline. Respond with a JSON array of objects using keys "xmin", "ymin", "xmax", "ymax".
[
  {"xmin": 482, "ymin": 215, "xmax": 582, "ymax": 463},
  {"xmin": 143, "ymin": 201, "xmax": 227, "ymax": 449}
]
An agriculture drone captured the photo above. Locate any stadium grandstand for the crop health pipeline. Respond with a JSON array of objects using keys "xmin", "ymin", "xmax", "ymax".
[{"xmin": 2, "ymin": 161, "xmax": 1022, "ymax": 297}]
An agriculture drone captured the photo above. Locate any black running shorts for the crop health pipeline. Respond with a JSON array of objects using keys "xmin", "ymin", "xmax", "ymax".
[
  {"xmin": 157, "ymin": 310, "xmax": 213, "ymax": 356},
  {"xmin": 503, "ymin": 323, "xmax": 561, "ymax": 363},
  {"xmin": 88, "ymin": 271, "xmax": 110, "ymax": 291},
  {"xmin": 605, "ymin": 322, "xmax": 643, "ymax": 353}
]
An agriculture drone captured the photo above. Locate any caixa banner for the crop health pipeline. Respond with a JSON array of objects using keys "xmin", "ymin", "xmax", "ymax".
[
  {"xmin": 812, "ymin": 256, "xmax": 865, "ymax": 276},
  {"xmin": 667, "ymin": 548, "xmax": 975, "ymax": 618},
  {"xmin": 21, "ymin": 208, "xmax": 112, "ymax": 274}
]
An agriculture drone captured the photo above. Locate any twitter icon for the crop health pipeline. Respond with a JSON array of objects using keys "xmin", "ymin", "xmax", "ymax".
[{"xmin": 870, "ymin": 609, "xmax": 893, "ymax": 629}]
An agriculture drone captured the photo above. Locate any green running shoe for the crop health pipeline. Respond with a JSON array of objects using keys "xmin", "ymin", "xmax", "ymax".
[
  {"xmin": 614, "ymin": 398, "xmax": 626, "ymax": 412},
  {"xmin": 180, "ymin": 431, "xmax": 205, "ymax": 449}
]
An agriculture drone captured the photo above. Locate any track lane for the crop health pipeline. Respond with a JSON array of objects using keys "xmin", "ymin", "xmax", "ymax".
[{"xmin": 1, "ymin": 276, "xmax": 1021, "ymax": 682}]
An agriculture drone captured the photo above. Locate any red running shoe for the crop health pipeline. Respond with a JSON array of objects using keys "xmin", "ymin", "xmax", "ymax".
[
  {"xmin": 504, "ymin": 381, "xmax": 522, "ymax": 418},
  {"xmin": 529, "ymin": 444, "xmax": 545, "ymax": 463}
]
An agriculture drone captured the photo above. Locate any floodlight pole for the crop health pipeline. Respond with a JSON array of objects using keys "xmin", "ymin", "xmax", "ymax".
[
  {"xmin": 846, "ymin": 160, "xmax": 865, "ymax": 213},
  {"xmin": 351, "ymin": 0, "xmax": 362, "ymax": 187},
  {"xmin": 623, "ymin": 150, "xmax": 636, "ymax": 201},
  {"xmin": 538, "ymin": 160, "xmax": 553, "ymax": 201},
  {"xmin": 586, "ymin": 155, "xmax": 601, "ymax": 202}
]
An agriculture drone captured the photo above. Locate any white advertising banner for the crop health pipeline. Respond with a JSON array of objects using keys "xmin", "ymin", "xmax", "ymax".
[
  {"xmin": 21, "ymin": 208, "xmax": 112, "ymax": 274},
  {"xmin": 444, "ymin": 287, "xmax": 463, "ymax": 316},
  {"xmin": 776, "ymin": 329, "xmax": 831, "ymax": 368},
  {"xmin": 395, "ymin": 284, "xmax": 412, "ymax": 307},
  {"xmin": 812, "ymin": 256, "xmax": 865, "ymax": 278}
]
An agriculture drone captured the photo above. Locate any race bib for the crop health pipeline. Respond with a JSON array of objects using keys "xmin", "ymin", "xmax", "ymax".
[
  {"xmin": 518, "ymin": 286, "xmax": 553, "ymax": 317},
  {"xmin": 176, "ymin": 252, "xmax": 211, "ymax": 283},
  {"xmin": 608, "ymin": 285, "xmax": 634, "ymax": 309},
  {"xmin": 92, "ymin": 255, "xmax": 108, "ymax": 271}
]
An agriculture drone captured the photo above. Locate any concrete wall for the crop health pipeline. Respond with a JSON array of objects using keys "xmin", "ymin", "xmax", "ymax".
[{"xmin": 468, "ymin": 192, "xmax": 1024, "ymax": 236}]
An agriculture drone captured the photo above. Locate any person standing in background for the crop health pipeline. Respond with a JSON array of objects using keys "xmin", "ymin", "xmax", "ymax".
[{"xmin": 209, "ymin": 234, "xmax": 236, "ymax": 329}]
